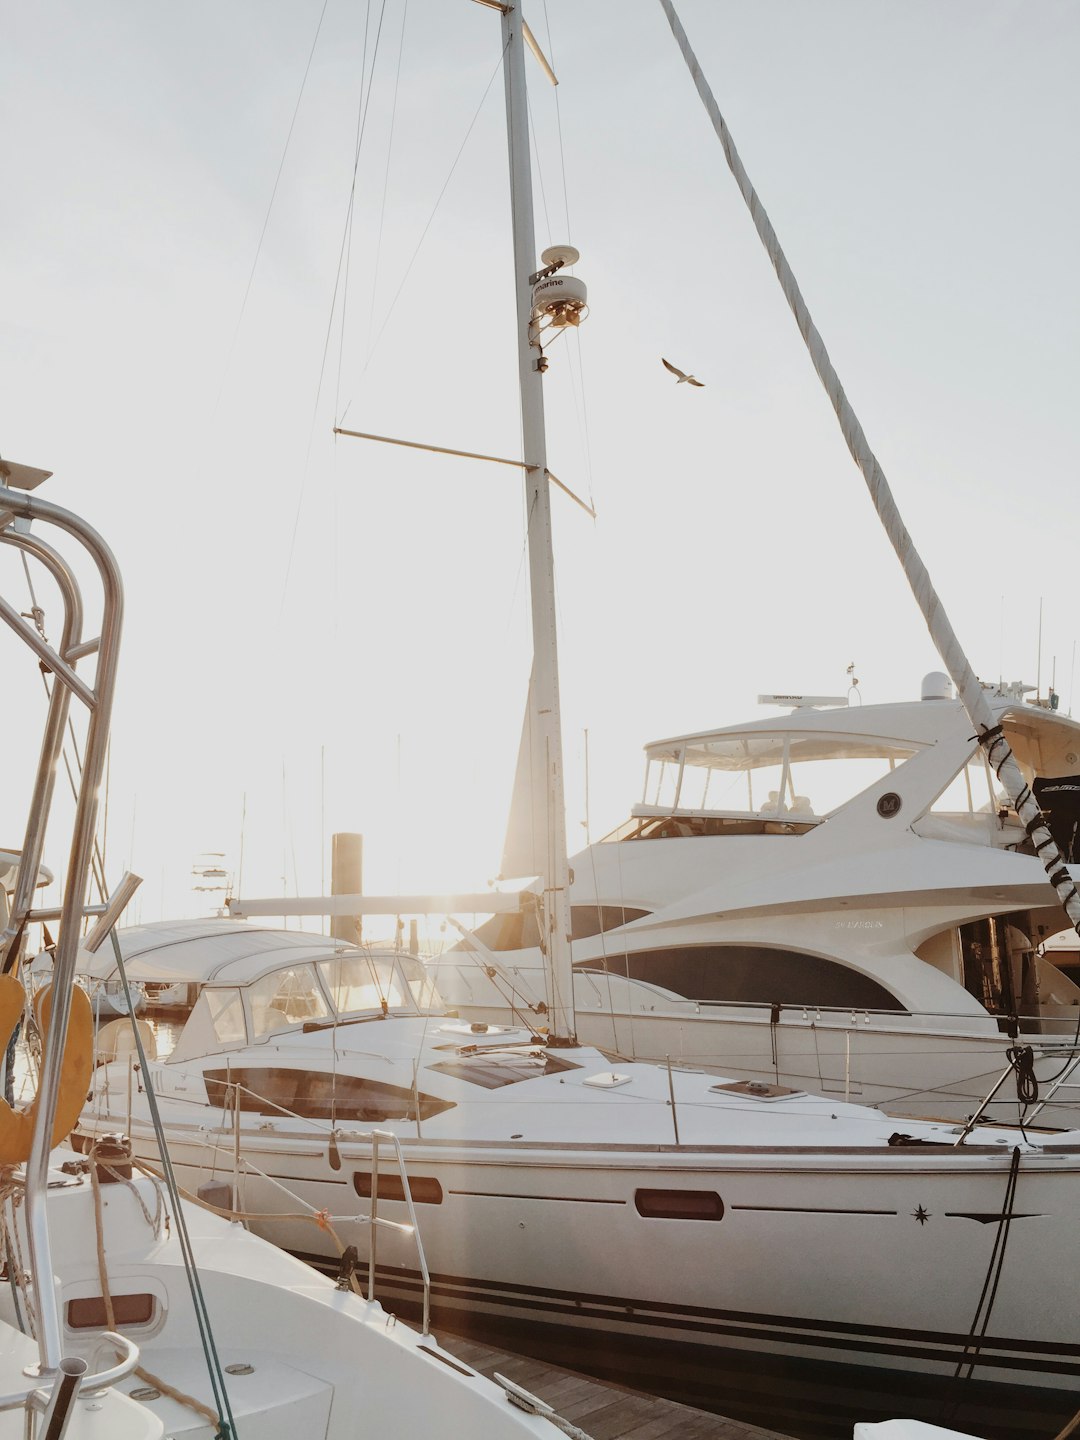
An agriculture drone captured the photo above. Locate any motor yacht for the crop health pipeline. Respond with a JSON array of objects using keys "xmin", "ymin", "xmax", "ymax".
[{"xmin": 434, "ymin": 676, "xmax": 1080, "ymax": 1128}]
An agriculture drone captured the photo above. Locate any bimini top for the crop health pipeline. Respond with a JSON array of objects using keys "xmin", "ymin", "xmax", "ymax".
[
  {"xmin": 644, "ymin": 693, "xmax": 1080, "ymax": 776},
  {"xmin": 628, "ymin": 688, "xmax": 1080, "ymax": 830},
  {"xmin": 80, "ymin": 918, "xmax": 361, "ymax": 986}
]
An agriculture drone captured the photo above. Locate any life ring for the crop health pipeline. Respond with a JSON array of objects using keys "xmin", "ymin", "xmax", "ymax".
[{"xmin": 0, "ymin": 975, "xmax": 93, "ymax": 1165}]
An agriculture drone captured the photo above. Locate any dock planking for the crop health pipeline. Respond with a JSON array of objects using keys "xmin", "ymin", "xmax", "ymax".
[{"xmin": 437, "ymin": 1333, "xmax": 795, "ymax": 1440}]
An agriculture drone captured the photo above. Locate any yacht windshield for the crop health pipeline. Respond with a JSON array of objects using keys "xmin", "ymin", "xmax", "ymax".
[
  {"xmin": 641, "ymin": 731, "xmax": 921, "ymax": 820},
  {"xmin": 317, "ymin": 952, "xmax": 439, "ymax": 1017},
  {"xmin": 250, "ymin": 966, "xmax": 330, "ymax": 1037}
]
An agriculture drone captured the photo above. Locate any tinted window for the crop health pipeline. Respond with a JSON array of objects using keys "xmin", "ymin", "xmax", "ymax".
[
  {"xmin": 577, "ymin": 945, "xmax": 904, "ymax": 1012},
  {"xmin": 318, "ymin": 954, "xmax": 406, "ymax": 1013},
  {"xmin": 353, "ymin": 1172, "xmax": 443, "ymax": 1204},
  {"xmin": 249, "ymin": 967, "xmax": 329, "ymax": 1035},
  {"xmin": 635, "ymin": 1189, "xmax": 724, "ymax": 1221},
  {"xmin": 205, "ymin": 989, "xmax": 246, "ymax": 1046},
  {"xmin": 570, "ymin": 905, "xmax": 650, "ymax": 940},
  {"xmin": 456, "ymin": 904, "xmax": 649, "ymax": 951},
  {"xmin": 68, "ymin": 1293, "xmax": 156, "ymax": 1328},
  {"xmin": 204, "ymin": 1067, "xmax": 454, "ymax": 1122},
  {"xmin": 429, "ymin": 1050, "xmax": 581, "ymax": 1089}
]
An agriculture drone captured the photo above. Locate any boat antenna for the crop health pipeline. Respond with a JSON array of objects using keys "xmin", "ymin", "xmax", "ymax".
[{"xmin": 660, "ymin": 0, "xmax": 1080, "ymax": 941}]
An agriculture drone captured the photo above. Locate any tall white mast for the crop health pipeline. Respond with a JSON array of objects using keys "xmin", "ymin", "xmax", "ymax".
[{"xmin": 498, "ymin": 2, "xmax": 576, "ymax": 1043}]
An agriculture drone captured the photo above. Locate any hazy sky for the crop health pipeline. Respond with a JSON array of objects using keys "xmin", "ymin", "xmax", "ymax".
[{"xmin": 1, "ymin": 1, "xmax": 1077, "ymax": 927}]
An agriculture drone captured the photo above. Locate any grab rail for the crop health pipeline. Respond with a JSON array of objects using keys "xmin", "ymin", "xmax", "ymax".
[
  {"xmin": 365, "ymin": 1130, "xmax": 432, "ymax": 1336},
  {"xmin": 0, "ymin": 1332, "xmax": 139, "ymax": 1426},
  {"xmin": 214, "ymin": 1082, "xmax": 433, "ymax": 1335}
]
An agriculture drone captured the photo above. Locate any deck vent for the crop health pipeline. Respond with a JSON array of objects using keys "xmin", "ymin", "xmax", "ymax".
[{"xmin": 583, "ymin": 1071, "xmax": 632, "ymax": 1089}]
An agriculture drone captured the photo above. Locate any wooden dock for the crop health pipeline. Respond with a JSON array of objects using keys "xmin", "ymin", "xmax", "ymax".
[{"xmin": 438, "ymin": 1333, "xmax": 795, "ymax": 1440}]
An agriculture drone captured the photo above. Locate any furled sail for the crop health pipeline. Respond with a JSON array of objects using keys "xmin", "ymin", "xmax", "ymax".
[{"xmin": 660, "ymin": 0, "xmax": 1080, "ymax": 939}]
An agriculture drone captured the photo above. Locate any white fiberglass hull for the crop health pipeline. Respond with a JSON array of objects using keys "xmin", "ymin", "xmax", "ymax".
[
  {"xmin": 3, "ymin": 1154, "xmax": 566, "ymax": 1440},
  {"xmin": 92, "ymin": 1116, "xmax": 1080, "ymax": 1424}
]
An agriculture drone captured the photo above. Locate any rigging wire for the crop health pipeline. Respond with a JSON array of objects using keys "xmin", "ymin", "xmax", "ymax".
[
  {"xmin": 281, "ymin": 0, "xmax": 389, "ymax": 611},
  {"xmin": 541, "ymin": 0, "xmax": 572, "ymax": 245},
  {"xmin": 367, "ymin": 0, "xmax": 411, "ymax": 349},
  {"xmin": 360, "ymin": 38, "xmax": 511, "ymax": 377},
  {"xmin": 943, "ymin": 1146, "xmax": 1022, "ymax": 1410},
  {"xmin": 526, "ymin": 91, "xmax": 553, "ymax": 247},
  {"xmin": 213, "ymin": 0, "xmax": 333, "ymax": 416},
  {"xmin": 108, "ymin": 935, "xmax": 239, "ymax": 1440},
  {"xmin": 335, "ymin": 0, "xmax": 388, "ymax": 421}
]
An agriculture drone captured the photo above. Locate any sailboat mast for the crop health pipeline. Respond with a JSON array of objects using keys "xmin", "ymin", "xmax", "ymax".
[{"xmin": 499, "ymin": 3, "xmax": 576, "ymax": 1043}]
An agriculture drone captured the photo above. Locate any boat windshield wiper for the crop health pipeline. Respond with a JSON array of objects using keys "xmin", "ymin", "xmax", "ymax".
[{"xmin": 302, "ymin": 1012, "xmax": 390, "ymax": 1034}]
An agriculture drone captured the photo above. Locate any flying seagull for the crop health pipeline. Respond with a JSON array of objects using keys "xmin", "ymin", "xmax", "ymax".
[{"xmin": 662, "ymin": 357, "xmax": 704, "ymax": 387}]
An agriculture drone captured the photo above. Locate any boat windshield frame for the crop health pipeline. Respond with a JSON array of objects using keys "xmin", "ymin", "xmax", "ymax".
[
  {"xmin": 637, "ymin": 728, "xmax": 926, "ymax": 823},
  {"xmin": 167, "ymin": 950, "xmax": 443, "ymax": 1060}
]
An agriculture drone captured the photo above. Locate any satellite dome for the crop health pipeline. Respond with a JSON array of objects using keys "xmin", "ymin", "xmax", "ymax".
[{"xmin": 921, "ymin": 671, "xmax": 953, "ymax": 701}]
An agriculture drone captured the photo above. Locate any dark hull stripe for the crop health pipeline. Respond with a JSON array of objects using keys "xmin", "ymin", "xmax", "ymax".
[
  {"xmin": 447, "ymin": 1190, "xmax": 626, "ymax": 1204},
  {"xmin": 731, "ymin": 1204, "xmax": 898, "ymax": 1215},
  {"xmin": 291, "ymin": 1253, "xmax": 1080, "ymax": 1380}
]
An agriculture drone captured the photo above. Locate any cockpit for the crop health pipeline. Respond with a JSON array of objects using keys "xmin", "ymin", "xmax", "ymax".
[
  {"xmin": 621, "ymin": 728, "xmax": 922, "ymax": 837},
  {"xmin": 613, "ymin": 692, "xmax": 1080, "ymax": 850}
]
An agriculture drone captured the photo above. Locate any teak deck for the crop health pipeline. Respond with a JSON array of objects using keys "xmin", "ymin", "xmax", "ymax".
[{"xmin": 439, "ymin": 1333, "xmax": 794, "ymax": 1440}]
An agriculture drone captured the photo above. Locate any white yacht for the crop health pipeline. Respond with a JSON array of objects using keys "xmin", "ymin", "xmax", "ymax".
[
  {"xmin": 434, "ymin": 676, "xmax": 1080, "ymax": 1128},
  {"xmin": 77, "ymin": 921, "xmax": 1080, "ymax": 1435}
]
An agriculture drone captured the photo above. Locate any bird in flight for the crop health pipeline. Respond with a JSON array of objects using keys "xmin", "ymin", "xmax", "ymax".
[{"xmin": 662, "ymin": 357, "xmax": 704, "ymax": 387}]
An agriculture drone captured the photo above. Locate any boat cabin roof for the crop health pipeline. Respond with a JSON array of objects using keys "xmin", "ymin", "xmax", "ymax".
[
  {"xmin": 645, "ymin": 695, "xmax": 1080, "ymax": 776},
  {"xmin": 80, "ymin": 918, "xmax": 364, "ymax": 985}
]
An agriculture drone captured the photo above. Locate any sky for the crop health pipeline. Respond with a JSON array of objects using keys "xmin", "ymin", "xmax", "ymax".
[{"xmin": 1, "ymin": 0, "xmax": 1077, "ymax": 931}]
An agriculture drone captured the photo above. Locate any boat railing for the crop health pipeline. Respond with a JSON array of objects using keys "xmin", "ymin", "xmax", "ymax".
[
  {"xmin": 0, "ymin": 1331, "xmax": 140, "ymax": 1436},
  {"xmin": 953, "ymin": 1042, "xmax": 1080, "ymax": 1143},
  {"xmin": 575, "ymin": 984, "xmax": 1080, "ymax": 1040},
  {"xmin": 364, "ymin": 1129, "xmax": 432, "ymax": 1336},
  {"xmin": 0, "ymin": 476, "xmax": 128, "ymax": 1377},
  {"xmin": 216, "ymin": 1079, "xmax": 433, "ymax": 1334}
]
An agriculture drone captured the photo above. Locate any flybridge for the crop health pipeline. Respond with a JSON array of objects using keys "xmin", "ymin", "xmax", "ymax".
[{"xmin": 758, "ymin": 694, "xmax": 850, "ymax": 709}]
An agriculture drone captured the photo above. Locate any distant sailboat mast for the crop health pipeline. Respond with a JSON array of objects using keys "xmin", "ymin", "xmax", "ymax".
[{"xmin": 497, "ymin": 2, "xmax": 576, "ymax": 1043}]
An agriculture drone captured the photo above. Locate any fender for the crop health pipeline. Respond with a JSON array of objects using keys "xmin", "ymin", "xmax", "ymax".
[{"xmin": 0, "ymin": 975, "xmax": 93, "ymax": 1164}]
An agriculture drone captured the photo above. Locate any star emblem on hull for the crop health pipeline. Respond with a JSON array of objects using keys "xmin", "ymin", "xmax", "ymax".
[{"xmin": 912, "ymin": 1204, "xmax": 931, "ymax": 1225}]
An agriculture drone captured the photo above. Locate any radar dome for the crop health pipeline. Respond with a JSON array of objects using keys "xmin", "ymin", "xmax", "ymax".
[{"xmin": 921, "ymin": 671, "xmax": 953, "ymax": 701}]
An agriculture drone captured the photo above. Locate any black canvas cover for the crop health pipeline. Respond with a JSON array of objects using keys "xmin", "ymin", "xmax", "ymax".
[{"xmin": 1033, "ymin": 775, "xmax": 1080, "ymax": 863}]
